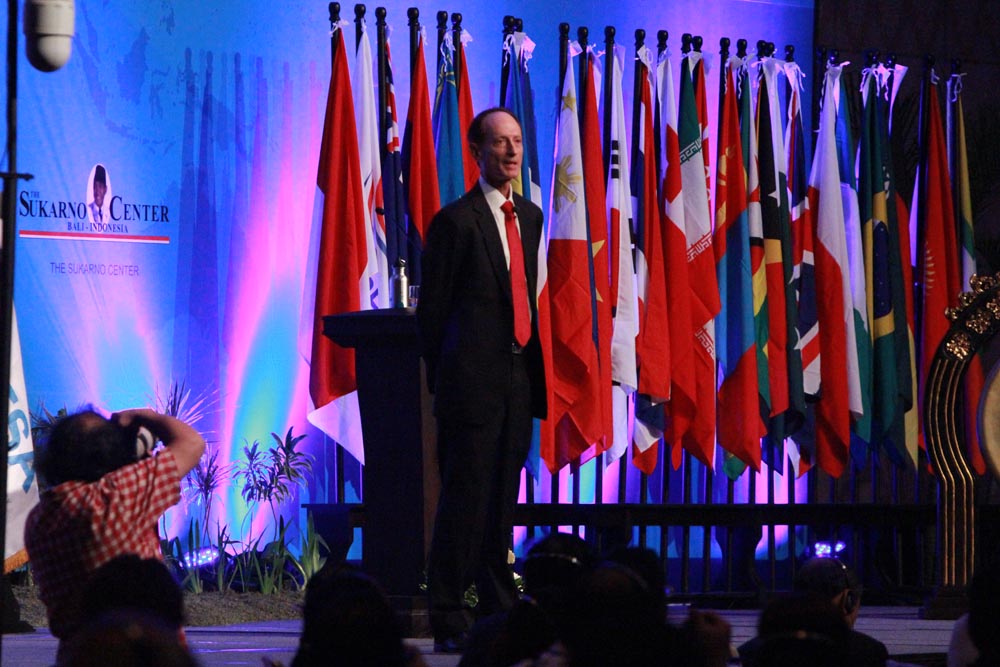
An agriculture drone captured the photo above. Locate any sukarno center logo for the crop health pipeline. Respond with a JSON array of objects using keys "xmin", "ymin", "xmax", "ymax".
[{"xmin": 17, "ymin": 163, "xmax": 171, "ymax": 244}]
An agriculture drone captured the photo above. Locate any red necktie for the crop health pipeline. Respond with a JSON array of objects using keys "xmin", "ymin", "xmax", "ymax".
[{"xmin": 501, "ymin": 200, "xmax": 531, "ymax": 347}]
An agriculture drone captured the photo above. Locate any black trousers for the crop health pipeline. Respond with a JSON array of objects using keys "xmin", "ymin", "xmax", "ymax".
[{"xmin": 426, "ymin": 353, "xmax": 533, "ymax": 641}]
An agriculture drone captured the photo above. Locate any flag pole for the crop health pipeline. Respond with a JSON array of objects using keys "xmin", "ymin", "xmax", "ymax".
[
  {"xmin": 632, "ymin": 29, "xmax": 644, "ymax": 166},
  {"xmin": 435, "ymin": 11, "xmax": 448, "ymax": 75},
  {"xmin": 885, "ymin": 52, "xmax": 897, "ymax": 130},
  {"xmin": 657, "ymin": 28, "xmax": 668, "ymax": 57},
  {"xmin": 784, "ymin": 44, "xmax": 795, "ymax": 119},
  {"xmin": 602, "ymin": 26, "xmax": 614, "ymax": 181},
  {"xmin": 913, "ymin": 53, "xmax": 933, "ymax": 349},
  {"xmin": 499, "ymin": 15, "xmax": 515, "ymax": 106},
  {"xmin": 354, "ymin": 3, "xmax": 365, "ymax": 50},
  {"xmin": 719, "ymin": 38, "xmax": 731, "ymax": 113},
  {"xmin": 0, "ymin": 0, "xmax": 34, "ymax": 655},
  {"xmin": 577, "ymin": 25, "xmax": 589, "ymax": 128},
  {"xmin": 326, "ymin": 2, "xmax": 350, "ymax": 506},
  {"xmin": 654, "ymin": 30, "xmax": 667, "ymax": 177},
  {"xmin": 558, "ymin": 23, "xmax": 569, "ymax": 95},
  {"xmin": 376, "ymin": 7, "xmax": 389, "ymax": 166},
  {"xmin": 812, "ymin": 46, "xmax": 825, "ymax": 147},
  {"xmin": 635, "ymin": 26, "xmax": 652, "ymax": 510},
  {"xmin": 949, "ymin": 58, "xmax": 961, "ymax": 229},
  {"xmin": 574, "ymin": 23, "xmax": 590, "ymax": 507},
  {"xmin": 551, "ymin": 19, "xmax": 568, "ymax": 507},
  {"xmin": 407, "ymin": 7, "xmax": 419, "ymax": 78},
  {"xmin": 629, "ymin": 28, "xmax": 648, "ymax": 174},
  {"xmin": 451, "ymin": 12, "xmax": 463, "ymax": 99},
  {"xmin": 598, "ymin": 23, "xmax": 612, "ymax": 501},
  {"xmin": 330, "ymin": 3, "xmax": 342, "ymax": 62}
]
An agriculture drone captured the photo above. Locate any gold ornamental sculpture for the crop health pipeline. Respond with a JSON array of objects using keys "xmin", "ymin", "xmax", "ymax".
[{"xmin": 924, "ymin": 272, "xmax": 1000, "ymax": 590}]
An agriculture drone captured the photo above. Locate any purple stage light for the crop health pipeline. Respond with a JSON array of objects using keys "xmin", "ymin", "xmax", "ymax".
[
  {"xmin": 183, "ymin": 547, "xmax": 220, "ymax": 569},
  {"xmin": 812, "ymin": 540, "xmax": 847, "ymax": 558}
]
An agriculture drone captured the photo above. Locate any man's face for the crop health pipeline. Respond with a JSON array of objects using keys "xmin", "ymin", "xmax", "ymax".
[
  {"xmin": 471, "ymin": 111, "xmax": 522, "ymax": 195},
  {"xmin": 93, "ymin": 180, "xmax": 107, "ymax": 209}
]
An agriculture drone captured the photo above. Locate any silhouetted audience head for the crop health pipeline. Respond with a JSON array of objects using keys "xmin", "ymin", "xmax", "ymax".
[
  {"xmin": 291, "ymin": 563, "xmax": 416, "ymax": 667},
  {"xmin": 522, "ymin": 532, "xmax": 596, "ymax": 611},
  {"xmin": 750, "ymin": 592, "xmax": 849, "ymax": 667},
  {"xmin": 561, "ymin": 560, "xmax": 670, "ymax": 667},
  {"xmin": 470, "ymin": 597, "xmax": 556, "ymax": 667},
  {"xmin": 61, "ymin": 609, "xmax": 199, "ymax": 667},
  {"xmin": 81, "ymin": 555, "xmax": 186, "ymax": 632},
  {"xmin": 606, "ymin": 546, "xmax": 668, "ymax": 618},
  {"xmin": 458, "ymin": 533, "xmax": 596, "ymax": 667},
  {"xmin": 794, "ymin": 557, "xmax": 862, "ymax": 625},
  {"xmin": 968, "ymin": 565, "xmax": 1000, "ymax": 664}
]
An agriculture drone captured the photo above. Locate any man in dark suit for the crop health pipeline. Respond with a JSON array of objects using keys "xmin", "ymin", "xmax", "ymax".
[{"xmin": 417, "ymin": 107, "xmax": 547, "ymax": 652}]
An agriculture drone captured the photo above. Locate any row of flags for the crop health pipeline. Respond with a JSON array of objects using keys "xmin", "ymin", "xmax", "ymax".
[{"xmin": 304, "ymin": 11, "xmax": 982, "ymax": 480}]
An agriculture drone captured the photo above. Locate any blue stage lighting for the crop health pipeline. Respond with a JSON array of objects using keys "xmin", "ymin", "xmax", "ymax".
[
  {"xmin": 183, "ymin": 547, "xmax": 220, "ymax": 569},
  {"xmin": 812, "ymin": 541, "xmax": 847, "ymax": 558}
]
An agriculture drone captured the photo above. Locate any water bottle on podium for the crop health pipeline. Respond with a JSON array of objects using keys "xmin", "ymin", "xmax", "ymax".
[{"xmin": 390, "ymin": 258, "xmax": 410, "ymax": 308}]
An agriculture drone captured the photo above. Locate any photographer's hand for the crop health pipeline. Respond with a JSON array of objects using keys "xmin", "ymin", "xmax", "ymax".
[{"xmin": 111, "ymin": 409, "xmax": 206, "ymax": 476}]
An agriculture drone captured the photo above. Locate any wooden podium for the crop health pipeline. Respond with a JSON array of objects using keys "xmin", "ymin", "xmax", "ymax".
[{"xmin": 318, "ymin": 308, "xmax": 438, "ymax": 598}]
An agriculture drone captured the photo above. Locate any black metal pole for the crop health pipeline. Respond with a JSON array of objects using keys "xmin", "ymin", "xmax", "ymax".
[
  {"xmin": 375, "ymin": 7, "xmax": 388, "ymax": 165},
  {"xmin": 407, "ymin": 7, "xmax": 419, "ymax": 77},
  {"xmin": 0, "ymin": 0, "xmax": 28, "ymax": 659},
  {"xmin": 913, "ymin": 54, "xmax": 933, "ymax": 351},
  {"xmin": 354, "ymin": 3, "xmax": 364, "ymax": 49},
  {"xmin": 499, "ymin": 15, "xmax": 514, "ymax": 107},
  {"xmin": 577, "ymin": 26, "xmax": 588, "ymax": 126},
  {"xmin": 436, "ymin": 10, "xmax": 447, "ymax": 75},
  {"xmin": 631, "ymin": 28, "xmax": 645, "ymax": 179},
  {"xmin": 653, "ymin": 30, "xmax": 666, "ymax": 178},
  {"xmin": 558, "ymin": 23, "xmax": 568, "ymax": 98},
  {"xmin": 329, "ymin": 3, "xmax": 341, "ymax": 63},
  {"xmin": 719, "ymin": 38, "xmax": 730, "ymax": 131},
  {"xmin": 451, "ymin": 12, "xmax": 462, "ymax": 100},
  {"xmin": 602, "ymin": 26, "xmax": 614, "ymax": 180}
]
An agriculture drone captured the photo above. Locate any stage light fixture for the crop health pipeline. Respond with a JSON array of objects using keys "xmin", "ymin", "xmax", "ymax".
[
  {"xmin": 183, "ymin": 546, "xmax": 220, "ymax": 569},
  {"xmin": 812, "ymin": 540, "xmax": 847, "ymax": 558}
]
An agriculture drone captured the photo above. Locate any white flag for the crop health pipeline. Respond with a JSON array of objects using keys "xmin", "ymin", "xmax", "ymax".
[{"xmin": 6, "ymin": 306, "xmax": 39, "ymax": 571}]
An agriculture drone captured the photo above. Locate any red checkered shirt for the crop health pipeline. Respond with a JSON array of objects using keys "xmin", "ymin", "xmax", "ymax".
[{"xmin": 24, "ymin": 448, "xmax": 181, "ymax": 639}]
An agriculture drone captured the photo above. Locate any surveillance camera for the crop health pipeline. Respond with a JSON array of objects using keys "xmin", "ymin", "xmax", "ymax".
[{"xmin": 23, "ymin": 0, "xmax": 75, "ymax": 73}]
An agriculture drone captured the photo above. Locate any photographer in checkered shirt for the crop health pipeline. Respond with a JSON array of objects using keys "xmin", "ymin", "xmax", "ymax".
[{"xmin": 24, "ymin": 407, "xmax": 205, "ymax": 663}]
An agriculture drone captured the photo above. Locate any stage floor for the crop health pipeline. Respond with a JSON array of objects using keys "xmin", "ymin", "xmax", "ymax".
[{"xmin": 0, "ymin": 606, "xmax": 957, "ymax": 666}]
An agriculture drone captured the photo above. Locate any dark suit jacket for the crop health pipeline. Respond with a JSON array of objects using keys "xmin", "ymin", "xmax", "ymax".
[{"xmin": 417, "ymin": 183, "xmax": 547, "ymax": 424}]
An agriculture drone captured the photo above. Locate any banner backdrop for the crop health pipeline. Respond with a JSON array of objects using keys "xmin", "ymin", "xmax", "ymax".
[{"xmin": 2, "ymin": 0, "xmax": 813, "ymax": 540}]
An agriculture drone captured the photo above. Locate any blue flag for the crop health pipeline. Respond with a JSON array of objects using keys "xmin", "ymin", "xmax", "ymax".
[{"xmin": 432, "ymin": 36, "xmax": 466, "ymax": 205}]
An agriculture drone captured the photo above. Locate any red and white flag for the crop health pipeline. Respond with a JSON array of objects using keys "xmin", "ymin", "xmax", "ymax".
[
  {"xmin": 678, "ymin": 51, "xmax": 721, "ymax": 468},
  {"xmin": 542, "ymin": 43, "xmax": 604, "ymax": 471},
  {"xmin": 305, "ymin": 25, "xmax": 370, "ymax": 463},
  {"xmin": 805, "ymin": 64, "xmax": 856, "ymax": 477},
  {"xmin": 654, "ymin": 47, "xmax": 697, "ymax": 470}
]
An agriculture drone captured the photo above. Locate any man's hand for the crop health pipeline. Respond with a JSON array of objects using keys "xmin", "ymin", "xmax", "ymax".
[
  {"xmin": 110, "ymin": 409, "xmax": 206, "ymax": 477},
  {"xmin": 110, "ymin": 408, "xmax": 159, "ymax": 431}
]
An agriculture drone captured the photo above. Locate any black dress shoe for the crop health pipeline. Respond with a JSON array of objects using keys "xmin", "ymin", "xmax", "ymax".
[{"xmin": 433, "ymin": 634, "xmax": 467, "ymax": 654}]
